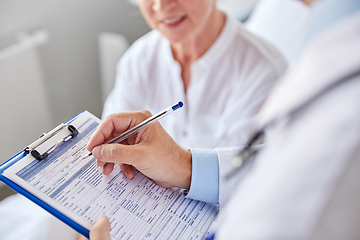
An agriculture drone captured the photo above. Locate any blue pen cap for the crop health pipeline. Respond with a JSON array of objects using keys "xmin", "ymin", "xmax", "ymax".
[{"xmin": 172, "ymin": 101, "xmax": 184, "ymax": 111}]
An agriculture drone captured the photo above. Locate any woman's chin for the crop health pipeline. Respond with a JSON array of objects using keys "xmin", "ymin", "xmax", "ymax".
[{"xmin": 161, "ymin": 30, "xmax": 193, "ymax": 45}]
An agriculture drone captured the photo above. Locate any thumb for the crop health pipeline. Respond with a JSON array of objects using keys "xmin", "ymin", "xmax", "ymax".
[{"xmin": 90, "ymin": 215, "xmax": 111, "ymax": 240}]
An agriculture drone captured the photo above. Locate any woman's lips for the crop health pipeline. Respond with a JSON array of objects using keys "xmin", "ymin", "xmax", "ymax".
[{"xmin": 160, "ymin": 15, "xmax": 186, "ymax": 27}]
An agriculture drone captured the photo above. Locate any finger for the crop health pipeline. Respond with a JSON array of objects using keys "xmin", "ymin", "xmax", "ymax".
[
  {"xmin": 120, "ymin": 164, "xmax": 134, "ymax": 179},
  {"xmin": 87, "ymin": 111, "xmax": 151, "ymax": 152},
  {"xmin": 97, "ymin": 159, "xmax": 106, "ymax": 167},
  {"xmin": 90, "ymin": 215, "xmax": 111, "ymax": 240},
  {"xmin": 86, "ymin": 116, "xmax": 117, "ymax": 152},
  {"xmin": 92, "ymin": 143, "xmax": 146, "ymax": 167},
  {"xmin": 102, "ymin": 163, "xmax": 115, "ymax": 175},
  {"xmin": 76, "ymin": 233, "xmax": 89, "ymax": 240}
]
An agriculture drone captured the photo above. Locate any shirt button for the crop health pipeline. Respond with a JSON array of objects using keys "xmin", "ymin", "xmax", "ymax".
[{"xmin": 183, "ymin": 131, "xmax": 187, "ymax": 136}]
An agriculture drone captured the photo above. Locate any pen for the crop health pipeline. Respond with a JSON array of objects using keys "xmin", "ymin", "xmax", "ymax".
[{"xmin": 81, "ymin": 101, "xmax": 184, "ymax": 160}]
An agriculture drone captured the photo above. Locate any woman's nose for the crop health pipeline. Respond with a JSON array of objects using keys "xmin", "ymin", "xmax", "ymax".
[{"xmin": 152, "ymin": 0, "xmax": 176, "ymax": 12}]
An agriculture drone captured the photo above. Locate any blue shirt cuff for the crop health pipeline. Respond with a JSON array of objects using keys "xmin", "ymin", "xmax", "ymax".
[{"xmin": 184, "ymin": 148, "xmax": 219, "ymax": 204}]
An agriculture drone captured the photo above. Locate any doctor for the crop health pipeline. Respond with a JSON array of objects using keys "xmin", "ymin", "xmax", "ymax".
[{"xmin": 88, "ymin": 0, "xmax": 360, "ymax": 238}]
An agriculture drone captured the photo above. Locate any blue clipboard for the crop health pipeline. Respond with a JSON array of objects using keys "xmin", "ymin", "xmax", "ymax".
[{"xmin": 0, "ymin": 112, "xmax": 90, "ymax": 238}]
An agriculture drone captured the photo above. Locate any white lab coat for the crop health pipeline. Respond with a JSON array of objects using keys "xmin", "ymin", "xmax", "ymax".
[{"xmin": 214, "ymin": 10, "xmax": 360, "ymax": 239}]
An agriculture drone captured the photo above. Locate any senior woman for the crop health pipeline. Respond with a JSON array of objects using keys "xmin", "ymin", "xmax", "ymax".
[{"xmin": 102, "ymin": 0, "xmax": 287, "ymax": 149}]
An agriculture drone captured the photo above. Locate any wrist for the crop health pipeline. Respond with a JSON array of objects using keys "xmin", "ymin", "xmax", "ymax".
[{"xmin": 177, "ymin": 149, "xmax": 192, "ymax": 190}]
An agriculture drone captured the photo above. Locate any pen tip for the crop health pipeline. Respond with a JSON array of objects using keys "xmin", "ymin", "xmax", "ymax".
[{"xmin": 81, "ymin": 152, "xmax": 92, "ymax": 160}]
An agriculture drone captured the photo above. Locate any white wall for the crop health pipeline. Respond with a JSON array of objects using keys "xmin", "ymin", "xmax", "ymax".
[
  {"xmin": 217, "ymin": 0, "xmax": 259, "ymax": 20},
  {"xmin": 0, "ymin": 0, "xmax": 150, "ymax": 126},
  {"xmin": 0, "ymin": 31, "xmax": 53, "ymax": 165}
]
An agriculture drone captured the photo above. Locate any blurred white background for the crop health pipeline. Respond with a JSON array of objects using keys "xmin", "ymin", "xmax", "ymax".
[{"xmin": 0, "ymin": 0, "xmax": 151, "ymax": 120}]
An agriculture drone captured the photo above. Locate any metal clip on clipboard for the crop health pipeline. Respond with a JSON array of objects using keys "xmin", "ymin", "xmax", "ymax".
[{"xmin": 23, "ymin": 124, "xmax": 78, "ymax": 161}]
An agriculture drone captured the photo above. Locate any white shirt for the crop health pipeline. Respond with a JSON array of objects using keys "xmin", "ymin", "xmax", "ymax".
[
  {"xmin": 212, "ymin": 10, "xmax": 360, "ymax": 239},
  {"xmin": 102, "ymin": 16, "xmax": 287, "ymax": 148}
]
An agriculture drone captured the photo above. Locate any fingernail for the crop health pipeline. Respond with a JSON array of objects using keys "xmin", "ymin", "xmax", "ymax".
[
  {"xmin": 125, "ymin": 170, "xmax": 133, "ymax": 180},
  {"xmin": 93, "ymin": 146, "xmax": 102, "ymax": 159}
]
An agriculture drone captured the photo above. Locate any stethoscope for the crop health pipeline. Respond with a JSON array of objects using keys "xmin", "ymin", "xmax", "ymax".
[
  {"xmin": 225, "ymin": 129, "xmax": 264, "ymax": 180},
  {"xmin": 224, "ymin": 68, "xmax": 360, "ymax": 181}
]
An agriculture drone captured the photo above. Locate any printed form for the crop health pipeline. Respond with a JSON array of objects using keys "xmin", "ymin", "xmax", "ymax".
[{"xmin": 3, "ymin": 111, "xmax": 217, "ymax": 240}]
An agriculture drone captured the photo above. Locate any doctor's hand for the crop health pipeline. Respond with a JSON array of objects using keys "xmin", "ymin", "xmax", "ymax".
[
  {"xmin": 86, "ymin": 111, "xmax": 192, "ymax": 190},
  {"xmin": 89, "ymin": 215, "xmax": 111, "ymax": 240}
]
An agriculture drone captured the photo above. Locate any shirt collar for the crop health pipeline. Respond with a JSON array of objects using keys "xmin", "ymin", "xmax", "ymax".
[{"xmin": 195, "ymin": 15, "xmax": 236, "ymax": 68}]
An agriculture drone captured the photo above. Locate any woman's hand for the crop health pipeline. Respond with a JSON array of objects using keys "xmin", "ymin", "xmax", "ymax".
[{"xmin": 86, "ymin": 110, "xmax": 192, "ymax": 189}]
